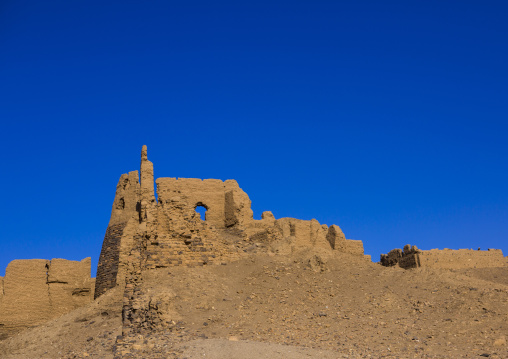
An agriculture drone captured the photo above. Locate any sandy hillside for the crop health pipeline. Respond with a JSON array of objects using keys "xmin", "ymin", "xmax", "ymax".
[{"xmin": 1, "ymin": 249, "xmax": 507, "ymax": 359}]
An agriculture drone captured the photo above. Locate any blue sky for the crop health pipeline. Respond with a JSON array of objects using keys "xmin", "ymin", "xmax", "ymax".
[{"xmin": 1, "ymin": 1, "xmax": 507, "ymax": 276}]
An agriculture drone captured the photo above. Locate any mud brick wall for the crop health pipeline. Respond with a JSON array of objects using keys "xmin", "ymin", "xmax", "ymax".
[
  {"xmin": 418, "ymin": 248, "xmax": 506, "ymax": 269},
  {"xmin": 95, "ymin": 222, "xmax": 127, "ymax": 299},
  {"xmin": 382, "ymin": 246, "xmax": 506, "ymax": 270},
  {"xmin": 143, "ymin": 205, "xmax": 239, "ymax": 269},
  {"xmin": 0, "ymin": 258, "xmax": 93, "ymax": 339}
]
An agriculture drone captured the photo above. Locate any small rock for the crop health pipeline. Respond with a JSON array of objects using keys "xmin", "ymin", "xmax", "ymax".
[
  {"xmin": 229, "ymin": 336, "xmax": 239, "ymax": 341},
  {"xmin": 493, "ymin": 336, "xmax": 506, "ymax": 346}
]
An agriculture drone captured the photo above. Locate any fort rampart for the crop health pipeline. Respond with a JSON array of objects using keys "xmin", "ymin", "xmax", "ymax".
[
  {"xmin": 381, "ymin": 244, "xmax": 506, "ymax": 270},
  {"xmin": 0, "ymin": 258, "xmax": 94, "ymax": 339},
  {"xmin": 94, "ymin": 146, "xmax": 368, "ymax": 302}
]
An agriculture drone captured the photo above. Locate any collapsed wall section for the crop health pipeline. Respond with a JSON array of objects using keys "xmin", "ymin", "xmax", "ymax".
[
  {"xmin": 246, "ymin": 217, "xmax": 367, "ymax": 258},
  {"xmin": 156, "ymin": 178, "xmax": 227, "ymax": 228},
  {"xmin": 140, "ymin": 178, "xmax": 244, "ymax": 270},
  {"xmin": 156, "ymin": 177, "xmax": 254, "ymax": 229},
  {"xmin": 326, "ymin": 224, "xmax": 365, "ymax": 256},
  {"xmin": 275, "ymin": 218, "xmax": 330, "ymax": 250}
]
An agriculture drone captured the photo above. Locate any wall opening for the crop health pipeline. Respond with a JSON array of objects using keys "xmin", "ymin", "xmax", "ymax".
[{"xmin": 195, "ymin": 204, "xmax": 207, "ymax": 221}]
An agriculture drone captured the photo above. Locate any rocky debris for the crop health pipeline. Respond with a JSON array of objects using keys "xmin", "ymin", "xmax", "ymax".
[
  {"xmin": 113, "ymin": 251, "xmax": 508, "ymax": 358},
  {"xmin": 1, "ymin": 252, "xmax": 507, "ymax": 358}
]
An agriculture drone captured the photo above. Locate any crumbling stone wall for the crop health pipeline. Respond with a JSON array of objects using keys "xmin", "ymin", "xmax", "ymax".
[
  {"xmin": 156, "ymin": 177, "xmax": 253, "ymax": 229},
  {"xmin": 0, "ymin": 258, "xmax": 94, "ymax": 339},
  {"xmin": 326, "ymin": 224, "xmax": 365, "ymax": 255},
  {"xmin": 96, "ymin": 146, "xmax": 368, "ymax": 302},
  {"xmin": 98, "ymin": 146, "xmax": 368, "ymax": 357},
  {"xmin": 381, "ymin": 244, "xmax": 507, "ymax": 270},
  {"xmin": 95, "ymin": 222, "xmax": 127, "ymax": 299},
  {"xmin": 94, "ymin": 169, "xmax": 141, "ymax": 299},
  {"xmin": 275, "ymin": 218, "xmax": 330, "ymax": 250}
]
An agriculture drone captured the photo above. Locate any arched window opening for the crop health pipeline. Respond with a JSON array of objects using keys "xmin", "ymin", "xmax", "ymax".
[{"xmin": 195, "ymin": 204, "xmax": 207, "ymax": 221}]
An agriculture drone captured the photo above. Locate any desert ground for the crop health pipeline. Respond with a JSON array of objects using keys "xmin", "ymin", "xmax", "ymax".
[{"xmin": 1, "ymin": 248, "xmax": 507, "ymax": 359}]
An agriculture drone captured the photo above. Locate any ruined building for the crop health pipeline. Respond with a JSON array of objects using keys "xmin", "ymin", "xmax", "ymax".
[
  {"xmin": 91, "ymin": 146, "xmax": 369, "ymax": 349},
  {"xmin": 2, "ymin": 146, "xmax": 505, "ymax": 345},
  {"xmin": 381, "ymin": 244, "xmax": 506, "ymax": 269},
  {"xmin": 94, "ymin": 146, "xmax": 368, "ymax": 300}
]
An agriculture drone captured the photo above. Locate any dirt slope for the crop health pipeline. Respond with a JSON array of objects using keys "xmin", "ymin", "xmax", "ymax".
[{"xmin": 1, "ymin": 249, "xmax": 507, "ymax": 359}]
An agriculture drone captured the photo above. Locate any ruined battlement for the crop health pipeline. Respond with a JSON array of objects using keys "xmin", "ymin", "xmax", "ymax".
[
  {"xmin": 0, "ymin": 258, "xmax": 94, "ymax": 339},
  {"xmin": 381, "ymin": 244, "xmax": 507, "ymax": 270},
  {"xmin": 94, "ymin": 146, "xmax": 367, "ymax": 300}
]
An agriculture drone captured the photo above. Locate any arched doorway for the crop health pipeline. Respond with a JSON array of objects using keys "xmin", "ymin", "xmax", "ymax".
[{"xmin": 195, "ymin": 202, "xmax": 208, "ymax": 221}]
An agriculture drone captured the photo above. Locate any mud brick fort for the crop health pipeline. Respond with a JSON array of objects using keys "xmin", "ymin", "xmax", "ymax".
[
  {"xmin": 94, "ymin": 146, "xmax": 367, "ymax": 301},
  {"xmin": 0, "ymin": 146, "xmax": 506, "ymax": 345}
]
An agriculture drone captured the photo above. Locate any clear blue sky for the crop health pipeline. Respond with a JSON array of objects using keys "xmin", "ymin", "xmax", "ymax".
[{"xmin": 1, "ymin": 1, "xmax": 507, "ymax": 277}]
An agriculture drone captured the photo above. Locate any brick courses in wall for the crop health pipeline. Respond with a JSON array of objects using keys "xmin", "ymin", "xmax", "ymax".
[
  {"xmin": 95, "ymin": 146, "xmax": 369, "ymax": 303},
  {"xmin": 94, "ymin": 146, "xmax": 370, "ymax": 357},
  {"xmin": 94, "ymin": 222, "xmax": 127, "ymax": 299},
  {"xmin": 0, "ymin": 258, "xmax": 94, "ymax": 339}
]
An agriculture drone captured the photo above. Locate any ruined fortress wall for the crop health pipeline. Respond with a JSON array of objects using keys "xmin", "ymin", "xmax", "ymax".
[
  {"xmin": 0, "ymin": 258, "xmax": 94, "ymax": 338},
  {"xmin": 343, "ymin": 239, "xmax": 365, "ymax": 256},
  {"xmin": 95, "ymin": 146, "xmax": 367, "ymax": 305},
  {"xmin": 95, "ymin": 170, "xmax": 141, "ymax": 299},
  {"xmin": 94, "ymin": 222, "xmax": 127, "ymax": 299},
  {"xmin": 109, "ymin": 171, "xmax": 141, "ymax": 226},
  {"xmin": 381, "ymin": 246, "xmax": 506, "ymax": 270},
  {"xmin": 275, "ymin": 218, "xmax": 330, "ymax": 250},
  {"xmin": 156, "ymin": 178, "xmax": 227, "ymax": 227},
  {"xmin": 418, "ymin": 248, "xmax": 506, "ymax": 269},
  {"xmin": 111, "ymin": 147, "xmax": 372, "ymax": 353},
  {"xmin": 325, "ymin": 224, "xmax": 365, "ymax": 256},
  {"xmin": 47, "ymin": 258, "xmax": 95, "ymax": 313},
  {"xmin": 1, "ymin": 259, "xmax": 51, "ymax": 333},
  {"xmin": 156, "ymin": 177, "xmax": 254, "ymax": 229},
  {"xmin": 224, "ymin": 179, "xmax": 254, "ymax": 227}
]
